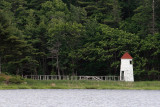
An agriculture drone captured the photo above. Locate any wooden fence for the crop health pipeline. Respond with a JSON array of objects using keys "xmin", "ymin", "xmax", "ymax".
[{"xmin": 24, "ymin": 75, "xmax": 120, "ymax": 81}]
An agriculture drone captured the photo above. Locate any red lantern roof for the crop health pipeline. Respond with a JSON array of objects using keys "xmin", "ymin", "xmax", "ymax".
[{"xmin": 121, "ymin": 52, "xmax": 133, "ymax": 59}]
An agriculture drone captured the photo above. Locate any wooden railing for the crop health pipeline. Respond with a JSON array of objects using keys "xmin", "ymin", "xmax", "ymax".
[{"xmin": 24, "ymin": 75, "xmax": 120, "ymax": 81}]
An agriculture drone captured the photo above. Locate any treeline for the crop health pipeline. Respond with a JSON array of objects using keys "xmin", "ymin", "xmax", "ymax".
[{"xmin": 0, "ymin": 0, "xmax": 160, "ymax": 78}]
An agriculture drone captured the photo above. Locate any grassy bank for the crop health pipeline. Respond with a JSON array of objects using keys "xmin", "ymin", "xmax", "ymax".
[
  {"xmin": 0, "ymin": 79, "xmax": 160, "ymax": 90},
  {"xmin": 0, "ymin": 73, "xmax": 160, "ymax": 90}
]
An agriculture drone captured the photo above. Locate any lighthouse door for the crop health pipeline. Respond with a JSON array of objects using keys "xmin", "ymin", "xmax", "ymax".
[{"xmin": 121, "ymin": 71, "xmax": 124, "ymax": 81}]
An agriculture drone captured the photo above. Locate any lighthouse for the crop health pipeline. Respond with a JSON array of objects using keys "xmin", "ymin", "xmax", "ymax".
[{"xmin": 120, "ymin": 52, "xmax": 134, "ymax": 82}]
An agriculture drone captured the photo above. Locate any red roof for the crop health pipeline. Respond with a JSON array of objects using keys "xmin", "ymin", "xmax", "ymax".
[{"xmin": 121, "ymin": 52, "xmax": 133, "ymax": 59}]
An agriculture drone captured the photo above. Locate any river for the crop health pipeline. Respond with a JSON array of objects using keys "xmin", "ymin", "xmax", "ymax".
[{"xmin": 0, "ymin": 89, "xmax": 159, "ymax": 107}]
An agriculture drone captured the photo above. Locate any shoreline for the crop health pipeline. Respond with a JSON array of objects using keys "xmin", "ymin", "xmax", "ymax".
[{"xmin": 0, "ymin": 80, "xmax": 160, "ymax": 90}]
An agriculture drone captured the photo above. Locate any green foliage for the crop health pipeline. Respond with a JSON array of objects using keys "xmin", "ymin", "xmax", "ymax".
[
  {"xmin": 8, "ymin": 76, "xmax": 24, "ymax": 84},
  {"xmin": 0, "ymin": 77, "xmax": 5, "ymax": 82},
  {"xmin": 77, "ymin": 24, "xmax": 140, "ymax": 75},
  {"xmin": 1, "ymin": 79, "xmax": 160, "ymax": 90},
  {"xmin": 0, "ymin": 0, "xmax": 160, "ymax": 80},
  {"xmin": 148, "ymin": 69, "xmax": 159, "ymax": 75}
]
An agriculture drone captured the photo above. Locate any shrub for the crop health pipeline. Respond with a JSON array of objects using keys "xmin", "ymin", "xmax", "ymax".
[
  {"xmin": 148, "ymin": 70, "xmax": 159, "ymax": 75},
  {"xmin": 8, "ymin": 77, "xmax": 24, "ymax": 84},
  {"xmin": 0, "ymin": 77, "xmax": 5, "ymax": 82},
  {"xmin": 4, "ymin": 72, "xmax": 10, "ymax": 75}
]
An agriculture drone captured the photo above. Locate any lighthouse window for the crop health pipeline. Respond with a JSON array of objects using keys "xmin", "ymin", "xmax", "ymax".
[{"xmin": 130, "ymin": 61, "xmax": 132, "ymax": 64}]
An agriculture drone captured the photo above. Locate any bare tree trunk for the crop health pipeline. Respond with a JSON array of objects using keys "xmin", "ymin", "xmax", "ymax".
[
  {"xmin": 52, "ymin": 54, "xmax": 54, "ymax": 72},
  {"xmin": 113, "ymin": 0, "xmax": 120, "ymax": 23},
  {"xmin": 48, "ymin": 40, "xmax": 61, "ymax": 77},
  {"xmin": 71, "ymin": 60, "xmax": 75, "ymax": 76},
  {"xmin": 0, "ymin": 57, "xmax": 1, "ymax": 74},
  {"xmin": 42, "ymin": 58, "xmax": 44, "ymax": 74},
  {"xmin": 34, "ymin": 67, "xmax": 37, "ymax": 75},
  {"xmin": 62, "ymin": 69, "xmax": 64, "ymax": 76},
  {"xmin": 152, "ymin": 0, "xmax": 155, "ymax": 34},
  {"xmin": 56, "ymin": 54, "xmax": 60, "ymax": 76},
  {"xmin": 42, "ymin": 57, "xmax": 46, "ymax": 74},
  {"xmin": 56, "ymin": 43, "xmax": 60, "ymax": 77},
  {"xmin": 16, "ymin": 68, "xmax": 20, "ymax": 75}
]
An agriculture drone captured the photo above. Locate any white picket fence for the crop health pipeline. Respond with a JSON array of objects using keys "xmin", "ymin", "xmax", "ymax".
[{"xmin": 24, "ymin": 75, "xmax": 120, "ymax": 81}]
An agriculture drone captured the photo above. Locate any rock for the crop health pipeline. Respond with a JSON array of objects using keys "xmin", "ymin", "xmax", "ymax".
[
  {"xmin": 23, "ymin": 82, "xmax": 27, "ymax": 84},
  {"xmin": 51, "ymin": 83, "xmax": 56, "ymax": 87}
]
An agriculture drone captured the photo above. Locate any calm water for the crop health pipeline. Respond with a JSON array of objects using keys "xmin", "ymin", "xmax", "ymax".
[{"xmin": 0, "ymin": 89, "xmax": 160, "ymax": 107}]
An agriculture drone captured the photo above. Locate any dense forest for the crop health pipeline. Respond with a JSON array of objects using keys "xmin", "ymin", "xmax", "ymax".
[{"xmin": 0, "ymin": 0, "xmax": 160, "ymax": 79}]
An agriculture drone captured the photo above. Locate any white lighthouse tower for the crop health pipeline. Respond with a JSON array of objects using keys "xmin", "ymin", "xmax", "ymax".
[{"xmin": 120, "ymin": 52, "xmax": 134, "ymax": 82}]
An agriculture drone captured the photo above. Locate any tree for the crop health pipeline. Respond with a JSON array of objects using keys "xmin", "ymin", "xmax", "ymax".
[
  {"xmin": 120, "ymin": 0, "xmax": 157, "ymax": 36},
  {"xmin": 0, "ymin": 10, "xmax": 12, "ymax": 74},
  {"xmin": 140, "ymin": 33, "xmax": 160, "ymax": 71},
  {"xmin": 77, "ymin": 24, "xmax": 140, "ymax": 75},
  {"xmin": 152, "ymin": 0, "xmax": 155, "ymax": 34},
  {"xmin": 0, "ymin": 10, "xmax": 37, "ymax": 75}
]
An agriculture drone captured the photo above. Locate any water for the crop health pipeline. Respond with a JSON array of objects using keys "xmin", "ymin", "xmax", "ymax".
[{"xmin": 0, "ymin": 89, "xmax": 159, "ymax": 107}]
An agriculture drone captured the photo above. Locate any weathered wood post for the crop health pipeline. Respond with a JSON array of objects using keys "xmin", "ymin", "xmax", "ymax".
[
  {"xmin": 25, "ymin": 75, "xmax": 27, "ymax": 79},
  {"xmin": 67, "ymin": 76, "xmax": 69, "ymax": 80}
]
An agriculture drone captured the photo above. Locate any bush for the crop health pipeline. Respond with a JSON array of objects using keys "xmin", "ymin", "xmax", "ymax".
[
  {"xmin": 8, "ymin": 77, "xmax": 24, "ymax": 84},
  {"xmin": 4, "ymin": 72, "xmax": 10, "ymax": 75},
  {"xmin": 0, "ymin": 77, "xmax": 5, "ymax": 82},
  {"xmin": 148, "ymin": 70, "xmax": 159, "ymax": 75}
]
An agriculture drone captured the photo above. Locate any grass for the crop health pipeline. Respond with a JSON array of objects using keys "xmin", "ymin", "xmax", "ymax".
[
  {"xmin": 0, "ymin": 73, "xmax": 160, "ymax": 90},
  {"xmin": 0, "ymin": 79, "xmax": 160, "ymax": 90}
]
